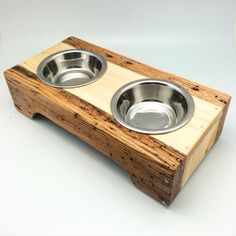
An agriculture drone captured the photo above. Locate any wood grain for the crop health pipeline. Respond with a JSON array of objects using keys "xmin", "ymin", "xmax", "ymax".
[
  {"xmin": 19, "ymin": 41, "xmax": 223, "ymax": 155},
  {"xmin": 4, "ymin": 36, "xmax": 231, "ymax": 205},
  {"xmin": 4, "ymin": 66, "xmax": 185, "ymax": 205},
  {"xmin": 63, "ymin": 36, "xmax": 230, "ymax": 108}
]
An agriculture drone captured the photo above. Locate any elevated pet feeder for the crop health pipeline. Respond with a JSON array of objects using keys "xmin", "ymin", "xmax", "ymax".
[{"xmin": 4, "ymin": 36, "xmax": 231, "ymax": 205}]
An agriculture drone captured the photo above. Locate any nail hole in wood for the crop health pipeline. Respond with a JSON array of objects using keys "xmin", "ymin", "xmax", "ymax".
[{"xmin": 126, "ymin": 61, "xmax": 133, "ymax": 65}]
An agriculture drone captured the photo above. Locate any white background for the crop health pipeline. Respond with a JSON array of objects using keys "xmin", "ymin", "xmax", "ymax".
[{"xmin": 0, "ymin": 0, "xmax": 236, "ymax": 235}]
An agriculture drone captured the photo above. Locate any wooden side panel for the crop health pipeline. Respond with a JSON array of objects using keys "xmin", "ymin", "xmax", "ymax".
[{"xmin": 4, "ymin": 67, "xmax": 185, "ymax": 205}]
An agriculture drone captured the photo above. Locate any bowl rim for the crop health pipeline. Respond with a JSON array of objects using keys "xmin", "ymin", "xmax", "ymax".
[
  {"xmin": 110, "ymin": 78, "xmax": 195, "ymax": 134},
  {"xmin": 36, "ymin": 49, "xmax": 107, "ymax": 88}
]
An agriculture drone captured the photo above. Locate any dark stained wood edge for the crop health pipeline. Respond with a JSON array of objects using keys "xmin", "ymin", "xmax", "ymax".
[
  {"xmin": 215, "ymin": 97, "xmax": 231, "ymax": 141},
  {"xmin": 4, "ymin": 66, "xmax": 186, "ymax": 205},
  {"xmin": 131, "ymin": 157, "xmax": 185, "ymax": 205},
  {"xmin": 63, "ymin": 36, "xmax": 231, "ymax": 109}
]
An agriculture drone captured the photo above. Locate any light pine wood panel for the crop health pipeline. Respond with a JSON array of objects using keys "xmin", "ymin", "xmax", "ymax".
[
  {"xmin": 20, "ymin": 42, "xmax": 223, "ymax": 156},
  {"xmin": 20, "ymin": 42, "xmax": 75, "ymax": 72},
  {"xmin": 182, "ymin": 111, "xmax": 222, "ymax": 186}
]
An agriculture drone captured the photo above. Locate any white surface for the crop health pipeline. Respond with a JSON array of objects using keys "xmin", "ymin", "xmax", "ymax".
[{"xmin": 0, "ymin": 0, "xmax": 236, "ymax": 235}]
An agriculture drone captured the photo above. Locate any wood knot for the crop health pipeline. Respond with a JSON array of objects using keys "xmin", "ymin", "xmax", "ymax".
[
  {"xmin": 219, "ymin": 99, "xmax": 227, "ymax": 104},
  {"xmin": 191, "ymin": 85, "xmax": 199, "ymax": 91},
  {"xmin": 106, "ymin": 54, "xmax": 113, "ymax": 58}
]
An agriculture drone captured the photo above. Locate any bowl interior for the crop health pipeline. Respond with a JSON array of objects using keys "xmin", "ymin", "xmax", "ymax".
[
  {"xmin": 111, "ymin": 79, "xmax": 194, "ymax": 134},
  {"xmin": 37, "ymin": 50, "xmax": 107, "ymax": 88}
]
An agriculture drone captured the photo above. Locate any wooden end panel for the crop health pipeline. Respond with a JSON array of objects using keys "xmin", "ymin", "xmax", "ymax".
[{"xmin": 181, "ymin": 111, "xmax": 222, "ymax": 186}]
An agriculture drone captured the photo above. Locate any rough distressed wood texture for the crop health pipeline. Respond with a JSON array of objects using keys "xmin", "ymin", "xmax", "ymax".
[{"xmin": 4, "ymin": 36, "xmax": 231, "ymax": 205}]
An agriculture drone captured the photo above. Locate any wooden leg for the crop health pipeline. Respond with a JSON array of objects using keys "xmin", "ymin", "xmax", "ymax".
[
  {"xmin": 130, "ymin": 174, "xmax": 170, "ymax": 206},
  {"xmin": 7, "ymin": 81, "xmax": 36, "ymax": 119}
]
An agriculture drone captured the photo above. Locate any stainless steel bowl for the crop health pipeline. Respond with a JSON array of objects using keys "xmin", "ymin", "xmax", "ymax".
[
  {"xmin": 110, "ymin": 78, "xmax": 195, "ymax": 134},
  {"xmin": 37, "ymin": 49, "xmax": 107, "ymax": 88}
]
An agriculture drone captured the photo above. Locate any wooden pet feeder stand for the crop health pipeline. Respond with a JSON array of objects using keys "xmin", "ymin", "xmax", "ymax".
[{"xmin": 4, "ymin": 36, "xmax": 231, "ymax": 205}]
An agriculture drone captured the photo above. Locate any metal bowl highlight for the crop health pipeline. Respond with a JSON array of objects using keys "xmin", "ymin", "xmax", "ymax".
[
  {"xmin": 110, "ymin": 79, "xmax": 195, "ymax": 134},
  {"xmin": 37, "ymin": 49, "xmax": 107, "ymax": 88}
]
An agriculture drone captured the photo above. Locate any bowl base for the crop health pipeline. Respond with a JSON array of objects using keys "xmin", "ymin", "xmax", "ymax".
[
  {"xmin": 125, "ymin": 101, "xmax": 176, "ymax": 131},
  {"xmin": 54, "ymin": 69, "xmax": 95, "ymax": 87}
]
